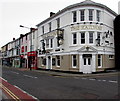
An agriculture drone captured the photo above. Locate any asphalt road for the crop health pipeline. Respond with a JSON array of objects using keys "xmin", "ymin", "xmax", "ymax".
[{"xmin": 1, "ymin": 66, "xmax": 119, "ymax": 100}]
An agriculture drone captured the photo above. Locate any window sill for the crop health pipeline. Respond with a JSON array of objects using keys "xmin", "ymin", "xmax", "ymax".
[{"xmin": 69, "ymin": 44, "xmax": 78, "ymax": 47}]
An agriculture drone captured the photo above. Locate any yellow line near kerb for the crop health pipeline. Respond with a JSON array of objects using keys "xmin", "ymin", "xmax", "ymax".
[{"xmin": 0, "ymin": 83, "xmax": 21, "ymax": 101}]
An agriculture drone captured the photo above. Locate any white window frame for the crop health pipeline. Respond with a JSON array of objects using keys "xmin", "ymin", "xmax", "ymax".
[
  {"xmin": 89, "ymin": 9, "xmax": 93, "ymax": 21},
  {"xmin": 98, "ymin": 54, "xmax": 102, "ymax": 68},
  {"xmin": 80, "ymin": 10, "xmax": 85, "ymax": 21},
  {"xmin": 72, "ymin": 55, "xmax": 77, "ymax": 68},
  {"xmin": 109, "ymin": 55, "xmax": 114, "ymax": 59},
  {"xmin": 72, "ymin": 33, "xmax": 77, "ymax": 45},
  {"xmin": 96, "ymin": 10, "xmax": 101, "ymax": 22},
  {"xmin": 80, "ymin": 32, "xmax": 85, "ymax": 44},
  {"xmin": 72, "ymin": 11, "xmax": 77, "ymax": 23},
  {"xmin": 56, "ymin": 56, "xmax": 60, "ymax": 67},
  {"xmin": 89, "ymin": 32, "xmax": 94, "ymax": 44}
]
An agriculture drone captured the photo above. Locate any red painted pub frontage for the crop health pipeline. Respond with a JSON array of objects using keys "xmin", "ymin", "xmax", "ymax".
[{"xmin": 27, "ymin": 51, "xmax": 37, "ymax": 70}]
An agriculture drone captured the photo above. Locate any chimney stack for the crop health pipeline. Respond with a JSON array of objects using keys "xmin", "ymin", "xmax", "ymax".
[
  {"xmin": 50, "ymin": 12, "xmax": 55, "ymax": 17},
  {"xmin": 13, "ymin": 38, "xmax": 15, "ymax": 40}
]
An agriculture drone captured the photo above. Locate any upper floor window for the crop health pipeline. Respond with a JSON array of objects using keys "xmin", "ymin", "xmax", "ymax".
[
  {"xmin": 57, "ymin": 18, "xmax": 60, "ymax": 28},
  {"xmin": 46, "ymin": 39, "xmax": 49, "ymax": 48},
  {"xmin": 72, "ymin": 33, "xmax": 77, "ymax": 44},
  {"xmin": 26, "ymin": 35, "xmax": 27, "ymax": 40},
  {"xmin": 49, "ymin": 22, "xmax": 51, "ymax": 32},
  {"xmin": 80, "ymin": 10, "xmax": 85, "ymax": 21},
  {"xmin": 97, "ymin": 10, "xmax": 101, "ymax": 22},
  {"xmin": 89, "ymin": 32, "xmax": 93, "ymax": 44},
  {"xmin": 50, "ymin": 39, "xmax": 53, "ymax": 48},
  {"xmin": 33, "ymin": 33, "xmax": 35, "ymax": 39},
  {"xmin": 73, "ymin": 11, "xmax": 77, "ymax": 22},
  {"xmin": 89, "ymin": 9, "xmax": 93, "ymax": 21},
  {"xmin": 42, "ymin": 26, "xmax": 44, "ymax": 34},
  {"xmin": 25, "ymin": 46, "xmax": 27, "ymax": 52},
  {"xmin": 97, "ymin": 32, "xmax": 101, "ymax": 45},
  {"xmin": 81, "ymin": 32, "xmax": 85, "ymax": 44}
]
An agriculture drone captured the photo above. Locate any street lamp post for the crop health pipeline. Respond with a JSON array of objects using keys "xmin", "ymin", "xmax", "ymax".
[{"xmin": 20, "ymin": 25, "xmax": 37, "ymax": 70}]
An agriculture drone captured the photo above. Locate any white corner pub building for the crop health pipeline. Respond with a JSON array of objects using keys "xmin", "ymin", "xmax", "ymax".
[{"xmin": 37, "ymin": 0, "xmax": 117, "ymax": 73}]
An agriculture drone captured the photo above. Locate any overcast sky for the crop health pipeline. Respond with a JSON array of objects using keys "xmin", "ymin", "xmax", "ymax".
[{"xmin": 0, "ymin": 0, "xmax": 120, "ymax": 48}]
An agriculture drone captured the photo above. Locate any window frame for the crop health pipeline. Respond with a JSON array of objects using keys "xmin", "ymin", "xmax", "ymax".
[
  {"xmin": 72, "ymin": 11, "xmax": 77, "ymax": 22},
  {"xmin": 56, "ymin": 56, "xmax": 60, "ymax": 67},
  {"xmin": 72, "ymin": 33, "xmax": 77, "ymax": 45},
  {"xmin": 72, "ymin": 55, "xmax": 77, "ymax": 68},
  {"xmin": 89, "ymin": 9, "xmax": 93, "ymax": 21},
  {"xmin": 96, "ymin": 10, "xmax": 101, "ymax": 22},
  {"xmin": 81, "ymin": 32, "xmax": 85, "ymax": 44},
  {"xmin": 89, "ymin": 32, "xmax": 93, "ymax": 44},
  {"xmin": 98, "ymin": 54, "xmax": 102, "ymax": 68},
  {"xmin": 80, "ymin": 10, "xmax": 85, "ymax": 21}
]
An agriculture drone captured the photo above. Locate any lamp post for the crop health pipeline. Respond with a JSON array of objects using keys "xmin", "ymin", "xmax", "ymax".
[{"xmin": 20, "ymin": 25, "xmax": 37, "ymax": 70}]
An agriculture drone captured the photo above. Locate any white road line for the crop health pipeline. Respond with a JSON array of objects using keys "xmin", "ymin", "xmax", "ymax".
[
  {"xmin": 102, "ymin": 80, "xmax": 106, "ymax": 82},
  {"xmin": 74, "ymin": 77, "xmax": 79, "ymax": 79},
  {"xmin": 98, "ymin": 80, "xmax": 102, "ymax": 81},
  {"xmin": 23, "ymin": 74, "xmax": 38, "ymax": 79},
  {"xmin": 108, "ymin": 80, "xmax": 118, "ymax": 83},
  {"xmin": 89, "ymin": 79, "xmax": 95, "ymax": 81},
  {"xmin": 14, "ymin": 85, "xmax": 38, "ymax": 100},
  {"xmin": 81, "ymin": 78, "xmax": 87, "ymax": 80},
  {"xmin": 11, "ymin": 71, "xmax": 19, "ymax": 75},
  {"xmin": 0, "ymin": 77, "xmax": 7, "ymax": 82}
]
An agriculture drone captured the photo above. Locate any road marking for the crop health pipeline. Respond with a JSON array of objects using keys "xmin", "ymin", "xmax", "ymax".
[
  {"xmin": 102, "ymin": 80, "xmax": 106, "ymax": 82},
  {"xmin": 108, "ymin": 80, "xmax": 118, "ymax": 83},
  {"xmin": 98, "ymin": 80, "xmax": 102, "ymax": 81},
  {"xmin": 0, "ymin": 83, "xmax": 21, "ymax": 101},
  {"xmin": 14, "ymin": 85, "xmax": 38, "ymax": 100},
  {"xmin": 11, "ymin": 71, "xmax": 19, "ymax": 75},
  {"xmin": 74, "ymin": 77, "xmax": 79, "ymax": 79},
  {"xmin": 23, "ymin": 74, "xmax": 38, "ymax": 79},
  {"xmin": 0, "ymin": 77, "xmax": 7, "ymax": 82},
  {"xmin": 81, "ymin": 78, "xmax": 87, "ymax": 80},
  {"xmin": 89, "ymin": 79, "xmax": 95, "ymax": 81}
]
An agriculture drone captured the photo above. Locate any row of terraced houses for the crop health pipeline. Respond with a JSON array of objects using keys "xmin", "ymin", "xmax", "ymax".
[{"xmin": 1, "ymin": 0, "xmax": 118, "ymax": 73}]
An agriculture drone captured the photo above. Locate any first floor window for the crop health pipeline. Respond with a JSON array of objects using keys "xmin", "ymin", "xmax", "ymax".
[
  {"xmin": 46, "ymin": 39, "xmax": 49, "ymax": 48},
  {"xmin": 72, "ymin": 55, "xmax": 77, "ymax": 67},
  {"xmin": 50, "ymin": 39, "xmax": 53, "ymax": 48},
  {"xmin": 89, "ymin": 32, "xmax": 93, "ymax": 43},
  {"xmin": 98, "ymin": 54, "xmax": 102, "ymax": 67},
  {"xmin": 72, "ymin": 33, "xmax": 77, "ymax": 44},
  {"xmin": 81, "ymin": 32, "xmax": 85, "ymax": 44},
  {"xmin": 56, "ymin": 56, "xmax": 60, "ymax": 67}
]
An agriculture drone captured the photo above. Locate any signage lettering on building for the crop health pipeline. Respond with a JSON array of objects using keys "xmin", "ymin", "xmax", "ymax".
[
  {"xmin": 71, "ymin": 25, "xmax": 102, "ymax": 31},
  {"xmin": 42, "ymin": 29, "xmax": 64, "ymax": 38}
]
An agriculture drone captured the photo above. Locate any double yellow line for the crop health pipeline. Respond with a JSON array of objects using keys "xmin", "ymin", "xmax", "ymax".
[{"xmin": 0, "ymin": 83, "xmax": 21, "ymax": 101}]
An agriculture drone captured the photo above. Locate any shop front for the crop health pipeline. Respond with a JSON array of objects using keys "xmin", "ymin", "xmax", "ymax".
[{"xmin": 27, "ymin": 51, "xmax": 37, "ymax": 70}]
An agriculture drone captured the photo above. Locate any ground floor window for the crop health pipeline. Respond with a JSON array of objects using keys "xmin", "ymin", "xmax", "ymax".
[
  {"xmin": 41, "ymin": 57, "xmax": 46, "ymax": 66},
  {"xmin": 56, "ymin": 56, "xmax": 60, "ymax": 67},
  {"xmin": 52, "ymin": 58, "xmax": 56, "ymax": 66},
  {"xmin": 72, "ymin": 55, "xmax": 77, "ymax": 68},
  {"xmin": 98, "ymin": 54, "xmax": 102, "ymax": 67}
]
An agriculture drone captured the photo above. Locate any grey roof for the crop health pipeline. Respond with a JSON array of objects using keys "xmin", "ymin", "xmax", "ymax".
[{"xmin": 36, "ymin": 0, "xmax": 118, "ymax": 27}]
